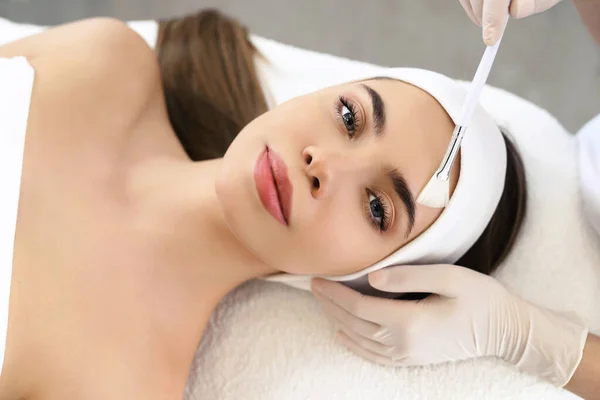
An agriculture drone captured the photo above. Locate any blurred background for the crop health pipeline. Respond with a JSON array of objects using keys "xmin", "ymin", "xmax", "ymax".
[{"xmin": 0, "ymin": 0, "xmax": 598, "ymax": 132}]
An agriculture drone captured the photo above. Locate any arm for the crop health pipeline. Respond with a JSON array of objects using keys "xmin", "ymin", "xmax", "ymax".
[
  {"xmin": 573, "ymin": 0, "xmax": 600, "ymax": 45},
  {"xmin": 565, "ymin": 333, "xmax": 600, "ymax": 399}
]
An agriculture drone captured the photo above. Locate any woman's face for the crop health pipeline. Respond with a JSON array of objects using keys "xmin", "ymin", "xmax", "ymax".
[{"xmin": 216, "ymin": 78, "xmax": 458, "ymax": 276}]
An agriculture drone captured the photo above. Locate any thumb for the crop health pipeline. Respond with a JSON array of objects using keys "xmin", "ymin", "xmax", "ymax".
[
  {"xmin": 368, "ymin": 264, "xmax": 473, "ymax": 297},
  {"xmin": 482, "ymin": 0, "xmax": 511, "ymax": 45}
]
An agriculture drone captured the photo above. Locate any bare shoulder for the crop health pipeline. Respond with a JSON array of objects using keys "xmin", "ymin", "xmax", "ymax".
[
  {"xmin": 0, "ymin": 17, "xmax": 159, "ymax": 81},
  {"xmin": 0, "ymin": 17, "xmax": 159, "ymax": 82},
  {"xmin": 4, "ymin": 18, "xmax": 164, "ymax": 154}
]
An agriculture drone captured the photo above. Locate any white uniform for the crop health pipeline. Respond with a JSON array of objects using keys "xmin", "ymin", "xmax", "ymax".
[
  {"xmin": 0, "ymin": 56, "xmax": 35, "ymax": 374},
  {"xmin": 578, "ymin": 113, "xmax": 600, "ymax": 238}
]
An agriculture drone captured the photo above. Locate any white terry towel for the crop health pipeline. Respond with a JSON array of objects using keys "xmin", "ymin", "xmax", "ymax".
[
  {"xmin": 1, "ymin": 17, "xmax": 599, "ymax": 400},
  {"xmin": 0, "ymin": 56, "xmax": 35, "ymax": 372}
]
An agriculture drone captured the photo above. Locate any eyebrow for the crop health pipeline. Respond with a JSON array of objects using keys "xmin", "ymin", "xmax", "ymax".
[
  {"xmin": 358, "ymin": 83, "xmax": 415, "ymax": 235},
  {"xmin": 360, "ymin": 84, "xmax": 386, "ymax": 136},
  {"xmin": 387, "ymin": 169, "xmax": 416, "ymax": 237}
]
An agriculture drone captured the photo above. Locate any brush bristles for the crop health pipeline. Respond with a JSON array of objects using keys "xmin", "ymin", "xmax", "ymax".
[{"xmin": 416, "ymin": 175, "xmax": 450, "ymax": 208}]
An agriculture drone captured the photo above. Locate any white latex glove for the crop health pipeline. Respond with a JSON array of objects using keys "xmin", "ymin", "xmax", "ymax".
[
  {"xmin": 311, "ymin": 264, "xmax": 588, "ymax": 387},
  {"xmin": 459, "ymin": 0, "xmax": 564, "ymax": 45}
]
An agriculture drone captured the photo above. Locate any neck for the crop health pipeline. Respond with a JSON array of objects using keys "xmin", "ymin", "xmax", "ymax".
[{"xmin": 129, "ymin": 156, "xmax": 278, "ymax": 310}]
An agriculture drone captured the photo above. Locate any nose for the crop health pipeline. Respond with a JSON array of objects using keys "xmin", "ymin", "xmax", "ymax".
[{"xmin": 303, "ymin": 146, "xmax": 353, "ymax": 199}]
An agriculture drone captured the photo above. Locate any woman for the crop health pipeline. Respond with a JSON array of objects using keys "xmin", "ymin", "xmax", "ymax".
[{"xmin": 0, "ymin": 9, "xmax": 525, "ymax": 399}]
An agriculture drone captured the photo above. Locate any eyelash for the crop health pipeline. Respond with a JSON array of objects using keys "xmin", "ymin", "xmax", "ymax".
[
  {"xmin": 336, "ymin": 96, "xmax": 362, "ymax": 138},
  {"xmin": 335, "ymin": 95, "xmax": 389, "ymax": 232},
  {"xmin": 364, "ymin": 190, "xmax": 391, "ymax": 233}
]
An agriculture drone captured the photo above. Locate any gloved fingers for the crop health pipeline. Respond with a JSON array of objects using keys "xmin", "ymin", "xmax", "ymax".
[
  {"xmin": 469, "ymin": 0, "xmax": 484, "ymax": 25},
  {"xmin": 459, "ymin": 0, "xmax": 482, "ymax": 25},
  {"xmin": 313, "ymin": 289, "xmax": 383, "ymax": 340},
  {"xmin": 368, "ymin": 264, "xmax": 474, "ymax": 298},
  {"xmin": 311, "ymin": 278, "xmax": 406, "ymax": 324},
  {"xmin": 336, "ymin": 330, "xmax": 408, "ymax": 367},
  {"xmin": 372, "ymin": 325, "xmax": 397, "ymax": 345},
  {"xmin": 510, "ymin": 0, "xmax": 561, "ymax": 18},
  {"xmin": 334, "ymin": 319, "xmax": 398, "ymax": 358},
  {"xmin": 508, "ymin": 0, "xmax": 539, "ymax": 18},
  {"xmin": 482, "ymin": 0, "xmax": 511, "ymax": 45},
  {"xmin": 509, "ymin": 0, "xmax": 530, "ymax": 17}
]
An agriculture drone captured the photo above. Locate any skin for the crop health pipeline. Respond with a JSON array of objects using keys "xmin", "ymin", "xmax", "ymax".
[
  {"xmin": 565, "ymin": 334, "xmax": 600, "ymax": 400},
  {"xmin": 0, "ymin": 18, "xmax": 457, "ymax": 399}
]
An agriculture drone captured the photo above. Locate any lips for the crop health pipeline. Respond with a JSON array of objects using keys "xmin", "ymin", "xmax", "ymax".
[{"xmin": 254, "ymin": 147, "xmax": 293, "ymax": 226}]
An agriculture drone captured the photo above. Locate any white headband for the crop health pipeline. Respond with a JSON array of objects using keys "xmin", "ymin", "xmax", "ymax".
[{"xmin": 263, "ymin": 67, "xmax": 507, "ymax": 295}]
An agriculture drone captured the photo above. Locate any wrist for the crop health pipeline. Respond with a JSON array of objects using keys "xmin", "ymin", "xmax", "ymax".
[
  {"xmin": 516, "ymin": 301, "xmax": 588, "ymax": 386},
  {"xmin": 564, "ymin": 334, "xmax": 600, "ymax": 399}
]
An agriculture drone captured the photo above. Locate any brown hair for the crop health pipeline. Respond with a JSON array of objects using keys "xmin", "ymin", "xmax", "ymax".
[
  {"xmin": 456, "ymin": 132, "xmax": 526, "ymax": 274},
  {"xmin": 157, "ymin": 9, "xmax": 267, "ymax": 161},
  {"xmin": 156, "ymin": 9, "xmax": 526, "ymax": 277}
]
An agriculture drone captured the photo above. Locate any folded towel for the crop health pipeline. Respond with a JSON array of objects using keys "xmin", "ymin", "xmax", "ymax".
[
  {"xmin": 2, "ymin": 17, "xmax": 598, "ymax": 400},
  {"xmin": 0, "ymin": 55, "xmax": 35, "ymax": 373}
]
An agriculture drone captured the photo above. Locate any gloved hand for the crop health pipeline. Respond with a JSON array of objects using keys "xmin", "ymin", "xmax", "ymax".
[
  {"xmin": 459, "ymin": 0, "xmax": 564, "ymax": 45},
  {"xmin": 311, "ymin": 264, "xmax": 588, "ymax": 386}
]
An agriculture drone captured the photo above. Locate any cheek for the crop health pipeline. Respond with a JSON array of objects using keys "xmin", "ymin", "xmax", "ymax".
[
  {"xmin": 267, "ymin": 97, "xmax": 330, "ymax": 142},
  {"xmin": 236, "ymin": 110, "xmax": 275, "ymax": 142},
  {"xmin": 291, "ymin": 203, "xmax": 394, "ymax": 276}
]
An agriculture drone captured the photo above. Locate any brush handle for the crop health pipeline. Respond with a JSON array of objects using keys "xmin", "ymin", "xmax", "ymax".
[
  {"xmin": 458, "ymin": 17, "xmax": 509, "ymax": 127},
  {"xmin": 435, "ymin": 125, "xmax": 466, "ymax": 181},
  {"xmin": 433, "ymin": 16, "xmax": 509, "ymax": 182}
]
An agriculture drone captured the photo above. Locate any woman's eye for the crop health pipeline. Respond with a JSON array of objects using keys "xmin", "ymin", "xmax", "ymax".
[
  {"xmin": 341, "ymin": 105, "xmax": 356, "ymax": 135},
  {"xmin": 368, "ymin": 192, "xmax": 389, "ymax": 232},
  {"xmin": 369, "ymin": 193, "xmax": 384, "ymax": 222}
]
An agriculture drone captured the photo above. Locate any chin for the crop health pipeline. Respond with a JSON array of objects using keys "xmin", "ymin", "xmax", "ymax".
[{"xmin": 214, "ymin": 162, "xmax": 266, "ymax": 249}]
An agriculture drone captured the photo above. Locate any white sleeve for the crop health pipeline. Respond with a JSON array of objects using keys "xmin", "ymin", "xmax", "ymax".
[{"xmin": 577, "ymin": 113, "xmax": 600, "ymax": 238}]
